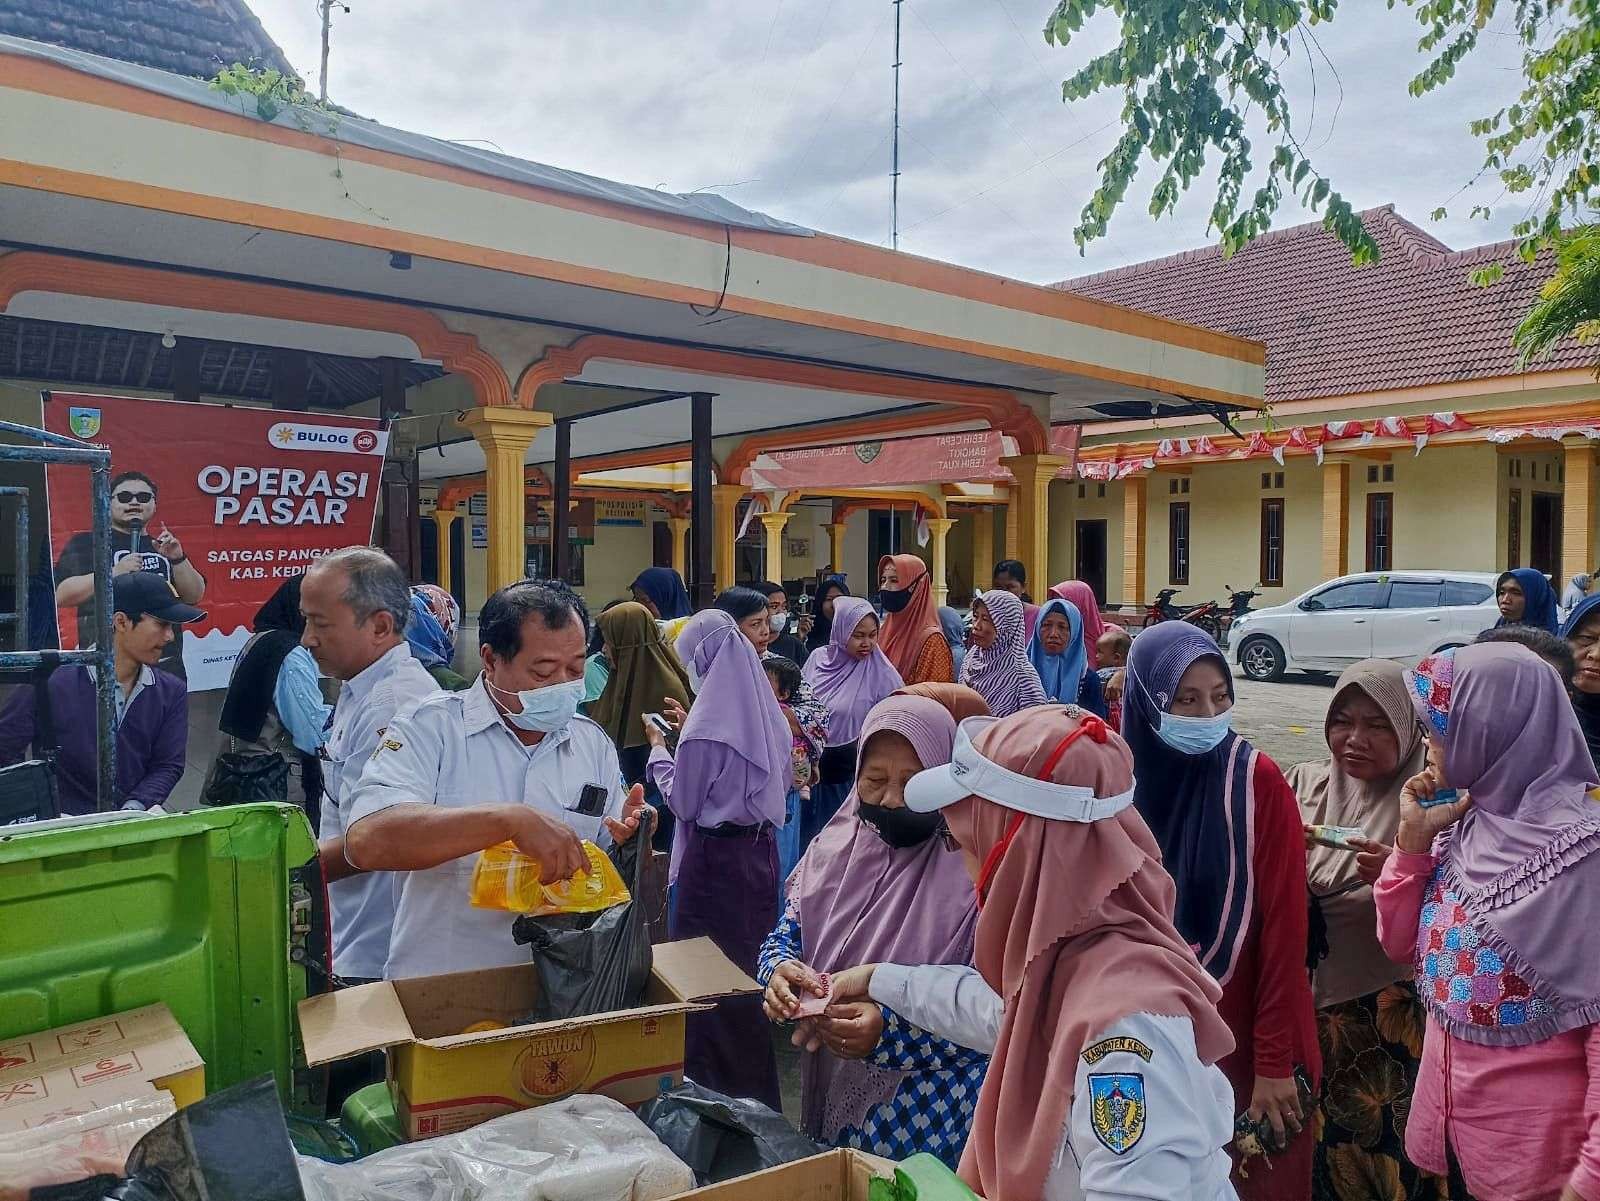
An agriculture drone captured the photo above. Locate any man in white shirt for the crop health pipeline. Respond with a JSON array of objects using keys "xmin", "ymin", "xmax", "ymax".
[
  {"xmin": 302, "ymin": 545, "xmax": 441, "ymax": 985},
  {"xmin": 345, "ymin": 578, "xmax": 646, "ymax": 979}
]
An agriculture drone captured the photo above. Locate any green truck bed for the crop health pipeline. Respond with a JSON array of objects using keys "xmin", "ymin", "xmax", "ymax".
[{"xmin": 0, "ymin": 803, "xmax": 323, "ymax": 1106}]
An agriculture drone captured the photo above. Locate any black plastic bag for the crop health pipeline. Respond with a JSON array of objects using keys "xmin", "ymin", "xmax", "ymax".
[
  {"xmin": 511, "ymin": 811, "xmax": 658, "ymax": 1021},
  {"xmin": 115, "ymin": 1076, "xmax": 306, "ymax": 1201},
  {"xmin": 636, "ymin": 1082, "xmax": 823, "ymax": 1186}
]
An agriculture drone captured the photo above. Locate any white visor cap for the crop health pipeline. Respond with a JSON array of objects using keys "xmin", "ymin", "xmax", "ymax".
[{"xmin": 904, "ymin": 714, "xmax": 1138, "ymax": 822}]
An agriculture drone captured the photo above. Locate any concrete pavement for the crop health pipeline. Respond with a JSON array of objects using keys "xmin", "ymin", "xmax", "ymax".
[{"xmin": 1231, "ymin": 674, "xmax": 1337, "ymax": 768}]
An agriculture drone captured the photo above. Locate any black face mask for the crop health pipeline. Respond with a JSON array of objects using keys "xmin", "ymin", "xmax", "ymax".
[
  {"xmin": 879, "ymin": 587, "xmax": 913, "ymax": 614},
  {"xmin": 857, "ymin": 801, "xmax": 944, "ymax": 849}
]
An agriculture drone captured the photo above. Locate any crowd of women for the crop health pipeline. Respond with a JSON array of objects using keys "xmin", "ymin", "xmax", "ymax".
[{"xmin": 273, "ymin": 555, "xmax": 1598, "ymax": 1201}]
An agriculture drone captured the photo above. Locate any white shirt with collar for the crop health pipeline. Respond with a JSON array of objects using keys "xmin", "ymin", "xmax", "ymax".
[
  {"xmin": 872, "ymin": 964, "xmax": 1237, "ymax": 1201},
  {"xmin": 345, "ymin": 675, "xmax": 628, "ymax": 980},
  {"xmin": 319, "ymin": 641, "xmax": 439, "ymax": 981}
]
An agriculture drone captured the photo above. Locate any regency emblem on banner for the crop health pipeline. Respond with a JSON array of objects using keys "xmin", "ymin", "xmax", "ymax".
[
  {"xmin": 67, "ymin": 407, "xmax": 101, "ymax": 439},
  {"xmin": 854, "ymin": 442, "xmax": 883, "ymax": 464}
]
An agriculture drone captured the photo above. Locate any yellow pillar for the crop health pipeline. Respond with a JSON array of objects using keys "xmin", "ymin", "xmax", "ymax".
[
  {"xmin": 926, "ymin": 517, "xmax": 956, "ymax": 609},
  {"xmin": 1121, "ymin": 475, "xmax": 1148, "ymax": 606},
  {"xmin": 667, "ymin": 516, "xmax": 691, "ymax": 578},
  {"xmin": 1321, "ymin": 459, "xmax": 1351, "ymax": 581},
  {"xmin": 1002, "ymin": 489, "xmax": 1019, "ymax": 562},
  {"xmin": 431, "ymin": 508, "xmax": 461, "ymax": 595},
  {"xmin": 461, "ymin": 407, "xmax": 552, "ymax": 592},
  {"xmin": 971, "ymin": 505, "xmax": 995, "ymax": 590},
  {"xmin": 999, "ymin": 455, "xmax": 1069, "ymax": 592},
  {"xmin": 824, "ymin": 521, "xmax": 848, "ymax": 573},
  {"xmin": 713, "ymin": 484, "xmax": 746, "ymax": 592},
  {"xmin": 1564, "ymin": 440, "xmax": 1596, "ymax": 587},
  {"xmin": 759, "ymin": 510, "xmax": 793, "ymax": 584}
]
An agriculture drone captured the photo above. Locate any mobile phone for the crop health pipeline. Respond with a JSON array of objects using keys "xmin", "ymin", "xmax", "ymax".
[
  {"xmin": 643, "ymin": 712, "xmax": 673, "ymax": 738},
  {"xmin": 1307, "ymin": 824, "xmax": 1365, "ymax": 850},
  {"xmin": 576, "ymin": 784, "xmax": 608, "ymax": 817},
  {"xmin": 1418, "ymin": 787, "xmax": 1460, "ymax": 809}
]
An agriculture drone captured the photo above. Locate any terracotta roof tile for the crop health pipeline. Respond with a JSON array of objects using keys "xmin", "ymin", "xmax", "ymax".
[
  {"xmin": 1058, "ymin": 206, "xmax": 1597, "ymax": 404},
  {"xmin": 0, "ymin": 0, "xmax": 294, "ymax": 80}
]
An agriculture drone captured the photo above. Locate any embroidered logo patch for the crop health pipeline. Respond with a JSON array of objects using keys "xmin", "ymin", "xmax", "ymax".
[
  {"xmin": 372, "ymin": 738, "xmax": 403, "ymax": 759},
  {"xmin": 1081, "ymin": 1036, "xmax": 1153, "ymax": 1066},
  {"xmin": 1087, "ymin": 1073, "xmax": 1146, "ymax": 1155}
]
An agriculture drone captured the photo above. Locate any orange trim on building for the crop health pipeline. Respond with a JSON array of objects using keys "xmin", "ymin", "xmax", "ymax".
[
  {"xmin": 518, "ymin": 335, "xmax": 1046, "ymax": 457},
  {"xmin": 0, "ymin": 52, "xmax": 1264, "ymax": 370},
  {"xmin": 777, "ymin": 488, "xmax": 946, "ymax": 519},
  {"xmin": 0, "ymin": 249, "xmax": 513, "ymax": 407}
]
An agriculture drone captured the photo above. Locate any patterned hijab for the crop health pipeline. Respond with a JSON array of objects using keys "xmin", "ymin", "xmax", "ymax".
[
  {"xmin": 801, "ymin": 596, "xmax": 904, "ymax": 745},
  {"xmin": 788, "ymin": 696, "xmax": 975, "ymax": 1143},
  {"xmin": 958, "ymin": 590, "xmax": 1046, "ymax": 718},
  {"xmin": 405, "ymin": 584, "xmax": 460, "ymax": 669},
  {"xmin": 1124, "ymin": 622, "xmax": 1258, "ymax": 984},
  {"xmin": 1406, "ymin": 643, "xmax": 1600, "ymax": 1045}
]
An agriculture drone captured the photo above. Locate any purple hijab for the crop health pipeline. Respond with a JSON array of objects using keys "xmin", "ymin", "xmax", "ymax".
[
  {"xmin": 676, "ymin": 610, "xmax": 791, "ymax": 828},
  {"xmin": 801, "ymin": 596, "xmax": 904, "ymax": 746},
  {"xmin": 788, "ymin": 694, "xmax": 977, "ymax": 1142},
  {"xmin": 959, "ymin": 590, "xmax": 1047, "ymax": 718},
  {"xmin": 1405, "ymin": 642, "xmax": 1600, "ymax": 1045}
]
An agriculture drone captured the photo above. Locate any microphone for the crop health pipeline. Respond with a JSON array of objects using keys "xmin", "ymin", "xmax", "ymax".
[{"xmin": 127, "ymin": 517, "xmax": 143, "ymax": 560}]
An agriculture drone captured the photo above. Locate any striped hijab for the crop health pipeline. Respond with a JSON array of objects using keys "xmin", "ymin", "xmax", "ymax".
[
  {"xmin": 1123, "ymin": 622, "xmax": 1257, "ymax": 985},
  {"xmin": 959, "ymin": 590, "xmax": 1047, "ymax": 718}
]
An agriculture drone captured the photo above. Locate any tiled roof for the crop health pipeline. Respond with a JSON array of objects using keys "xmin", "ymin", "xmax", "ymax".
[
  {"xmin": 1059, "ymin": 206, "xmax": 1597, "ymax": 405},
  {"xmin": 0, "ymin": 0, "xmax": 294, "ymax": 80}
]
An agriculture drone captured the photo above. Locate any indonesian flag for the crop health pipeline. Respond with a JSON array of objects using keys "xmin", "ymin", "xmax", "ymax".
[
  {"xmin": 1193, "ymin": 435, "xmax": 1221, "ymax": 457},
  {"xmin": 1415, "ymin": 411, "xmax": 1471, "ymax": 454},
  {"xmin": 1242, "ymin": 431, "xmax": 1273, "ymax": 459},
  {"xmin": 916, "ymin": 509, "xmax": 931, "ymax": 548},
  {"xmin": 1155, "ymin": 437, "xmax": 1193, "ymax": 460},
  {"xmin": 737, "ymin": 493, "xmax": 764, "ymax": 540},
  {"xmin": 1374, "ymin": 416, "xmax": 1409, "ymax": 439}
]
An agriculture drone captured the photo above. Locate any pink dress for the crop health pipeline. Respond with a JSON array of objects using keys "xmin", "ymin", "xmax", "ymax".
[{"xmin": 1374, "ymin": 846, "xmax": 1600, "ymax": 1201}]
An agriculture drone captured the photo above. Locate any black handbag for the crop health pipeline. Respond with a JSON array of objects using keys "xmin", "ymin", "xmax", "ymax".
[
  {"xmin": 0, "ymin": 664, "xmax": 61, "ymax": 824},
  {"xmin": 201, "ymin": 750, "xmax": 291, "ymax": 807}
]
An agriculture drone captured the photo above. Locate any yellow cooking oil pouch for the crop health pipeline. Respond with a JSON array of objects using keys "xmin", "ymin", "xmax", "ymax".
[{"xmin": 469, "ymin": 840, "xmax": 630, "ymax": 916}]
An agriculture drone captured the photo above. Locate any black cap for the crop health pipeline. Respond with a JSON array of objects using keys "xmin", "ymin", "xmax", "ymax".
[{"xmin": 113, "ymin": 572, "xmax": 206, "ymax": 624}]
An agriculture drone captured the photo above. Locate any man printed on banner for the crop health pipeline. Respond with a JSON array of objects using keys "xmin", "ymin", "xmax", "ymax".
[{"xmin": 54, "ymin": 470, "xmax": 206, "ymax": 680}]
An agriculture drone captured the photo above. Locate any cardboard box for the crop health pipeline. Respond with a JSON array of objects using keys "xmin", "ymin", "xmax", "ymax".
[
  {"xmin": 664, "ymin": 1150, "xmax": 894, "ymax": 1201},
  {"xmin": 0, "ymin": 1004, "xmax": 205, "ymax": 1133},
  {"xmin": 298, "ymin": 937, "xmax": 758, "ymax": 1140}
]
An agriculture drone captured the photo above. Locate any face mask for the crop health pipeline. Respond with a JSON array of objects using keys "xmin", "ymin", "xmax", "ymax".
[
  {"xmin": 879, "ymin": 587, "xmax": 913, "ymax": 614},
  {"xmin": 769, "ymin": 611, "xmax": 789, "ymax": 634},
  {"xmin": 684, "ymin": 662, "xmax": 701, "ymax": 691},
  {"xmin": 1156, "ymin": 710, "xmax": 1233, "ymax": 755},
  {"xmin": 487, "ymin": 675, "xmax": 585, "ymax": 732},
  {"xmin": 857, "ymin": 801, "xmax": 944, "ymax": 849}
]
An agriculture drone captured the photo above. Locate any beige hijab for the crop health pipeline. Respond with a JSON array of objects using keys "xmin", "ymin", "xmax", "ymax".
[{"xmin": 1287, "ymin": 659, "xmax": 1426, "ymax": 1007}]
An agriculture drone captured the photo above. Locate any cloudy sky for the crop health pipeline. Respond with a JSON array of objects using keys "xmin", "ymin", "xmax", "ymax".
[{"xmin": 248, "ymin": 0, "xmax": 1529, "ymax": 284}]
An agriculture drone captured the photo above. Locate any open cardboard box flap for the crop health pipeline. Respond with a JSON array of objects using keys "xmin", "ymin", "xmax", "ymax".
[{"xmin": 298, "ymin": 936, "xmax": 758, "ymax": 1067}]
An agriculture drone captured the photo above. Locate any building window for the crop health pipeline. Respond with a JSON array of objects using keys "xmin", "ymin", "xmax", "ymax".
[
  {"xmin": 1261, "ymin": 472, "xmax": 1271, "ymax": 489},
  {"xmin": 1097, "ymin": 484, "xmax": 1106, "ymax": 498},
  {"xmin": 1078, "ymin": 484, "xmax": 1086, "ymax": 498},
  {"xmin": 1367, "ymin": 465, "xmax": 1378, "ymax": 484},
  {"xmin": 1169, "ymin": 478, "xmax": 1179, "ymax": 495},
  {"xmin": 1274, "ymin": 471, "xmax": 1284, "ymax": 489},
  {"xmin": 1168, "ymin": 502, "xmax": 1191, "ymax": 585},
  {"xmin": 1382, "ymin": 463, "xmax": 1394, "ymax": 482},
  {"xmin": 1508, "ymin": 489, "xmax": 1522, "ymax": 567},
  {"xmin": 1260, "ymin": 498, "xmax": 1285, "ymax": 587},
  {"xmin": 1366, "ymin": 492, "xmax": 1395, "ymax": 572}
]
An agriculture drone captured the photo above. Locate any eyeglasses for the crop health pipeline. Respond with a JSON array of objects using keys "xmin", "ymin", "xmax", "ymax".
[{"xmin": 115, "ymin": 491, "xmax": 154, "ymax": 504}]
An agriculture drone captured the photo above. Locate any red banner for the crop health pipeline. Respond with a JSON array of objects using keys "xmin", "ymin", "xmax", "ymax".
[
  {"xmin": 43, "ymin": 393, "xmax": 386, "ymax": 691},
  {"xmin": 745, "ymin": 425, "xmax": 1081, "ymax": 490}
]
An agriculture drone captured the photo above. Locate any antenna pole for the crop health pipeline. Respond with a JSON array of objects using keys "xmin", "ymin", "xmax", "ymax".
[
  {"xmin": 318, "ymin": 0, "xmax": 332, "ymax": 103},
  {"xmin": 891, "ymin": 0, "xmax": 903, "ymax": 250}
]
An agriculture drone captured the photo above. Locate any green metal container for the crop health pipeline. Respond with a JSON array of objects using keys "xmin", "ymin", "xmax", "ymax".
[{"xmin": 0, "ymin": 803, "xmax": 321, "ymax": 1108}]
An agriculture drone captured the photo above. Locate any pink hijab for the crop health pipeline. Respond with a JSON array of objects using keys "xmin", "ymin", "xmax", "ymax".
[
  {"xmin": 788, "ymin": 695, "xmax": 976, "ymax": 1143},
  {"xmin": 1051, "ymin": 580, "xmax": 1107, "ymax": 670},
  {"xmin": 943, "ymin": 708, "xmax": 1233, "ymax": 1200},
  {"xmin": 1406, "ymin": 643, "xmax": 1600, "ymax": 1045}
]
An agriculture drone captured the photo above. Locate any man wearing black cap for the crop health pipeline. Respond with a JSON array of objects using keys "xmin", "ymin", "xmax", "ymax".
[{"xmin": 0, "ymin": 573, "xmax": 205, "ymax": 814}]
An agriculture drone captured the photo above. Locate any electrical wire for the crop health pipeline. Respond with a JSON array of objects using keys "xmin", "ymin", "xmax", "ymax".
[{"xmin": 776, "ymin": 5, "xmax": 894, "ymax": 202}]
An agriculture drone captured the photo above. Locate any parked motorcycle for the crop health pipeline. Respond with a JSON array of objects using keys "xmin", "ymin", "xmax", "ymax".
[
  {"xmin": 1144, "ymin": 588, "xmax": 1222, "ymax": 640},
  {"xmin": 1218, "ymin": 585, "xmax": 1262, "ymax": 643}
]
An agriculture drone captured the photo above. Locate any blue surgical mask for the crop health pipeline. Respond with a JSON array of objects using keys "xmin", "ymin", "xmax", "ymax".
[
  {"xmin": 487, "ymin": 675, "xmax": 585, "ymax": 732},
  {"xmin": 1156, "ymin": 710, "xmax": 1233, "ymax": 755}
]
